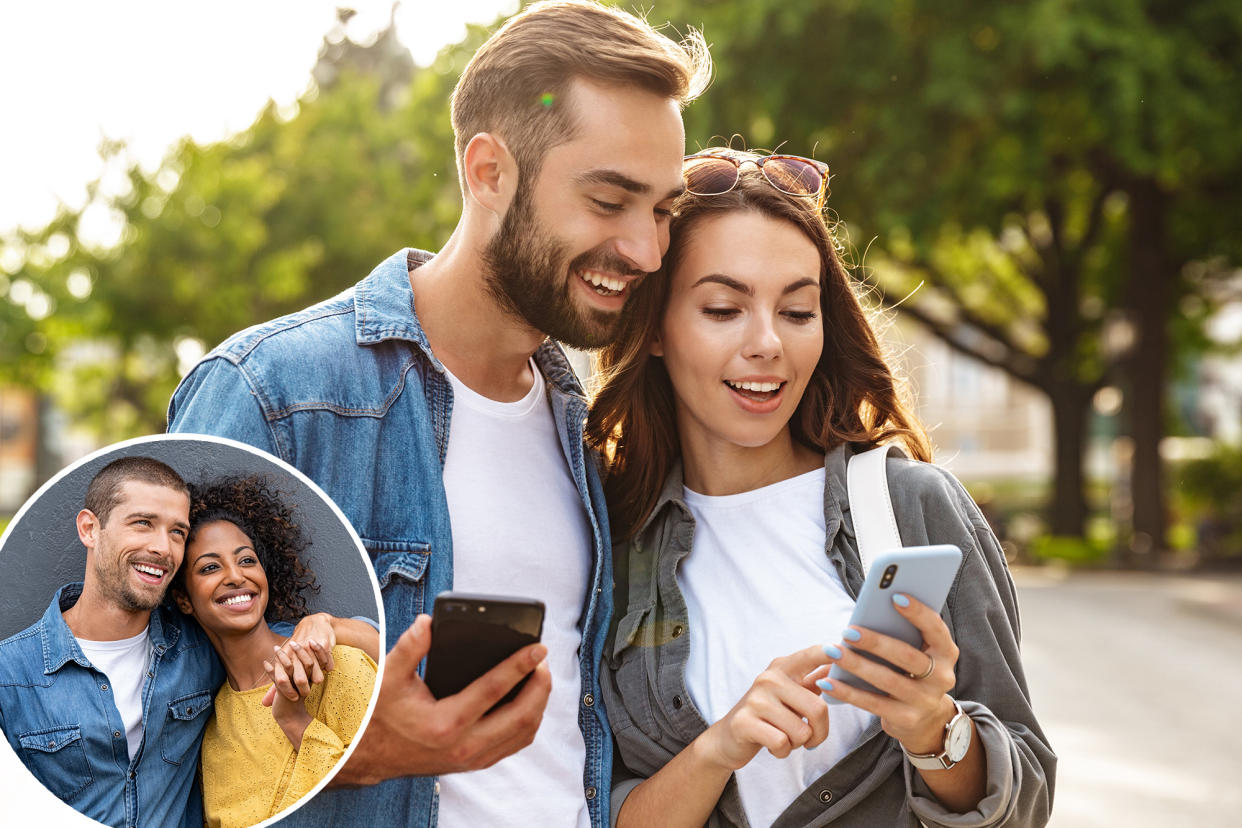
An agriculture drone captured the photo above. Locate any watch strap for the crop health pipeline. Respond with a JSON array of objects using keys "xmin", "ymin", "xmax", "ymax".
[{"xmin": 901, "ymin": 699, "xmax": 967, "ymax": 770}]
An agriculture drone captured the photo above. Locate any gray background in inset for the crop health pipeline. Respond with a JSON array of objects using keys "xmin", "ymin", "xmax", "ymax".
[{"xmin": 0, "ymin": 435, "xmax": 379, "ymax": 639}]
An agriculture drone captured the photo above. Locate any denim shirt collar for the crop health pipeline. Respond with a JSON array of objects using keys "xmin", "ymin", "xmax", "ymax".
[
  {"xmin": 354, "ymin": 248, "xmax": 586, "ymax": 399},
  {"xmin": 41, "ymin": 583, "xmax": 176, "ymax": 675}
]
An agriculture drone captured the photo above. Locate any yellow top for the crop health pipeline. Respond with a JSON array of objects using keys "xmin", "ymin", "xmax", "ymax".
[{"xmin": 200, "ymin": 644, "xmax": 377, "ymax": 828}]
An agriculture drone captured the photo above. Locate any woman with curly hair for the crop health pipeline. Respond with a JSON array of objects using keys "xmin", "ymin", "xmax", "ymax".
[{"xmin": 172, "ymin": 475, "xmax": 377, "ymax": 828}]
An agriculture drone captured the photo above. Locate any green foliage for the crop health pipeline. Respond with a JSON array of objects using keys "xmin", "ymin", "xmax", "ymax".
[
  {"xmin": 1031, "ymin": 534, "xmax": 1110, "ymax": 566},
  {"xmin": 2, "ymin": 22, "xmax": 477, "ymax": 440},
  {"xmin": 1175, "ymin": 444, "xmax": 1242, "ymax": 559}
]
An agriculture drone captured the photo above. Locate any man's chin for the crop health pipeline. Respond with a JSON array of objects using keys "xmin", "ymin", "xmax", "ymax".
[
  {"xmin": 120, "ymin": 589, "xmax": 167, "ymax": 614},
  {"xmin": 548, "ymin": 309, "xmax": 624, "ymax": 350}
]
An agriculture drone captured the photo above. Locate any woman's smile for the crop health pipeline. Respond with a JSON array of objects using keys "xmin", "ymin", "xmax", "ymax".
[
  {"xmin": 655, "ymin": 209, "xmax": 823, "ymax": 457},
  {"xmin": 181, "ymin": 519, "xmax": 269, "ymax": 633}
]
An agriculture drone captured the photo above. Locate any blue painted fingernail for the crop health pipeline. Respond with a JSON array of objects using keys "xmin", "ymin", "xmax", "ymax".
[
  {"xmin": 823, "ymin": 644, "xmax": 843, "ymax": 659},
  {"xmin": 816, "ymin": 679, "xmax": 834, "ymax": 692},
  {"xmin": 892, "ymin": 593, "xmax": 910, "ymax": 608},
  {"xmin": 843, "ymin": 628, "xmax": 862, "ymax": 642}
]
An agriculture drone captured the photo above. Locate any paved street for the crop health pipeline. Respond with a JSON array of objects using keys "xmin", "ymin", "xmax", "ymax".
[{"xmin": 1014, "ymin": 567, "xmax": 1242, "ymax": 827}]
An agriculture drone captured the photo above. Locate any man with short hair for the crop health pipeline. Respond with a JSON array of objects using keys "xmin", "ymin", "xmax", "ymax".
[
  {"xmin": 0, "ymin": 457, "xmax": 211, "ymax": 828},
  {"xmin": 168, "ymin": 1, "xmax": 710, "ymax": 825},
  {"xmin": 0, "ymin": 456, "xmax": 374, "ymax": 828}
]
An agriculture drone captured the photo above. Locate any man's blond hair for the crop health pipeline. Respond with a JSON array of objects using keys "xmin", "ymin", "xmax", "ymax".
[{"xmin": 451, "ymin": 0, "xmax": 711, "ymax": 188}]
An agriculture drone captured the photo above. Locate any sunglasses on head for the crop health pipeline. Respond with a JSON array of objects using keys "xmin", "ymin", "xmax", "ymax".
[{"xmin": 682, "ymin": 150, "xmax": 831, "ymax": 209}]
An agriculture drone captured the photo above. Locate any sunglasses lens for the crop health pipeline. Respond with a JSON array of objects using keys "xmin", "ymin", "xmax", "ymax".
[
  {"xmin": 762, "ymin": 158, "xmax": 825, "ymax": 197},
  {"xmin": 683, "ymin": 157, "xmax": 738, "ymax": 196}
]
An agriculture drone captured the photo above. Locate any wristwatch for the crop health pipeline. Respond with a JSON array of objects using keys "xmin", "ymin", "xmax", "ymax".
[{"xmin": 901, "ymin": 699, "xmax": 972, "ymax": 770}]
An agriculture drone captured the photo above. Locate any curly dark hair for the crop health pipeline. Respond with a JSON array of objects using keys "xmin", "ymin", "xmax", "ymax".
[{"xmin": 175, "ymin": 475, "xmax": 320, "ymax": 623}]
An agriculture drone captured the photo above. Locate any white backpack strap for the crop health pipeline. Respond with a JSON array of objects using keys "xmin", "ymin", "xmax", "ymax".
[{"xmin": 846, "ymin": 444, "xmax": 907, "ymax": 577}]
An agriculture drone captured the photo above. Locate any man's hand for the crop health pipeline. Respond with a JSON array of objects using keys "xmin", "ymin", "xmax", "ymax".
[{"xmin": 332, "ymin": 614, "xmax": 552, "ymax": 786}]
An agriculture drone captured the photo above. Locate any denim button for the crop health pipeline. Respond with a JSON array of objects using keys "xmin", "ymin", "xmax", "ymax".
[
  {"xmin": 585, "ymin": 786, "xmax": 597, "ymax": 800},
  {"xmin": 583, "ymin": 693, "xmax": 594, "ymax": 707},
  {"xmin": 113, "ymin": 731, "xmax": 122, "ymax": 738},
  {"xmin": 672, "ymin": 624, "xmax": 684, "ymax": 638},
  {"xmin": 100, "ymin": 684, "xmax": 109, "ymax": 691},
  {"xmin": 673, "ymin": 695, "xmax": 683, "ymax": 709},
  {"xmin": 818, "ymin": 789, "xmax": 833, "ymax": 804}
]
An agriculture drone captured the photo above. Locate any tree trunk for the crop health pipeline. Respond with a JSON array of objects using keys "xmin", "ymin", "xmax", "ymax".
[
  {"xmin": 1126, "ymin": 178, "xmax": 1170, "ymax": 566},
  {"xmin": 1048, "ymin": 382, "xmax": 1090, "ymax": 537}
]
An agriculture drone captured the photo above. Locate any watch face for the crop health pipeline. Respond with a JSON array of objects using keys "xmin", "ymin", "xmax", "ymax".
[{"xmin": 946, "ymin": 715, "xmax": 972, "ymax": 763}]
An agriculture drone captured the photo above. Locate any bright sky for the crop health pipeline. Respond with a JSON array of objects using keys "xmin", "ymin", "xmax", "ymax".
[{"xmin": 0, "ymin": 0, "xmax": 516, "ymax": 241}]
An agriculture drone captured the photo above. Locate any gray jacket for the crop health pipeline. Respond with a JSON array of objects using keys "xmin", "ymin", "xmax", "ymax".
[{"xmin": 601, "ymin": 443, "xmax": 1055, "ymax": 827}]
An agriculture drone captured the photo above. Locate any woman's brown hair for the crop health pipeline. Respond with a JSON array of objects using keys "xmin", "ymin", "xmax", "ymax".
[{"xmin": 586, "ymin": 159, "xmax": 931, "ymax": 541}]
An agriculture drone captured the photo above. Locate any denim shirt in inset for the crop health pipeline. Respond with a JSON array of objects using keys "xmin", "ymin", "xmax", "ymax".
[
  {"xmin": 0, "ymin": 583, "xmax": 224, "ymax": 828},
  {"xmin": 167, "ymin": 248, "xmax": 615, "ymax": 828}
]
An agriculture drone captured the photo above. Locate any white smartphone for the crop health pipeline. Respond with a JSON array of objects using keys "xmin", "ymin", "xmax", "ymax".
[{"xmin": 826, "ymin": 544, "xmax": 962, "ymax": 703}]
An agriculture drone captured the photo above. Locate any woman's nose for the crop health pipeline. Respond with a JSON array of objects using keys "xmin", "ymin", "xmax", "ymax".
[{"xmin": 744, "ymin": 314, "xmax": 783, "ymax": 360}]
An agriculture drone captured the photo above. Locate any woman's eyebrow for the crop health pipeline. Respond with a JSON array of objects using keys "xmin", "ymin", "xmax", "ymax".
[
  {"xmin": 691, "ymin": 273, "xmax": 751, "ymax": 295},
  {"xmin": 781, "ymin": 277, "xmax": 819, "ymax": 295}
]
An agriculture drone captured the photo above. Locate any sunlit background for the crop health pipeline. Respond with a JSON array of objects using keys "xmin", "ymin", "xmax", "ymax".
[{"xmin": 1, "ymin": 1, "xmax": 1240, "ymax": 825}]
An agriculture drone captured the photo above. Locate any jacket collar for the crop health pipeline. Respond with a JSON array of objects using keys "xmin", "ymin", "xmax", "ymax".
[
  {"xmin": 352, "ymin": 248, "xmax": 586, "ymax": 399},
  {"xmin": 40, "ymin": 583, "xmax": 176, "ymax": 675},
  {"xmin": 637, "ymin": 442, "xmax": 857, "ymax": 543}
]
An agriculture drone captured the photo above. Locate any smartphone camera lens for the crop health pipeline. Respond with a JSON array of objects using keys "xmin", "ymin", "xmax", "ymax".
[{"xmin": 880, "ymin": 564, "xmax": 897, "ymax": 589}]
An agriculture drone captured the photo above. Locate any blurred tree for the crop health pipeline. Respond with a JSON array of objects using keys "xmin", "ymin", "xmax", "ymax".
[
  {"xmin": 2, "ymin": 14, "xmax": 478, "ymax": 441},
  {"xmin": 655, "ymin": 0, "xmax": 1242, "ymax": 558}
]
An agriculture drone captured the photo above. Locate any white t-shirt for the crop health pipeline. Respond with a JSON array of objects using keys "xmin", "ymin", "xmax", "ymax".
[
  {"xmin": 680, "ymin": 468, "xmax": 875, "ymax": 828},
  {"xmin": 436, "ymin": 360, "xmax": 593, "ymax": 828},
  {"xmin": 77, "ymin": 627, "xmax": 152, "ymax": 762}
]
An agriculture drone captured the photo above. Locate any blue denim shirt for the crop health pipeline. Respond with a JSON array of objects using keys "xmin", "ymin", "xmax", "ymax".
[
  {"xmin": 0, "ymin": 583, "xmax": 224, "ymax": 828},
  {"xmin": 167, "ymin": 248, "xmax": 615, "ymax": 828}
]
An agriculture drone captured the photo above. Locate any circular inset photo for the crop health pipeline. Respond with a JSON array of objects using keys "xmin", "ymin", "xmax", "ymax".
[{"xmin": 0, "ymin": 434, "xmax": 383, "ymax": 828}]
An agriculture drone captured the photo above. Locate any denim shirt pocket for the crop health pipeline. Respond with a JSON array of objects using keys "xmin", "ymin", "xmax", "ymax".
[
  {"xmin": 18, "ymin": 724, "xmax": 94, "ymax": 801},
  {"xmin": 607, "ymin": 605, "xmax": 661, "ymax": 740},
  {"xmin": 368, "ymin": 540, "xmax": 432, "ymax": 642},
  {"xmin": 160, "ymin": 690, "xmax": 215, "ymax": 765}
]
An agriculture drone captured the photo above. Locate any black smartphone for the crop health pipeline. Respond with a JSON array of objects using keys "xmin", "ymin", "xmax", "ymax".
[{"xmin": 423, "ymin": 591, "xmax": 546, "ymax": 707}]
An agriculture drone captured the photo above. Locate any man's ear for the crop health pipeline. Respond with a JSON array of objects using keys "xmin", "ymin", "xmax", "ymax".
[
  {"xmin": 76, "ymin": 509, "xmax": 99, "ymax": 550},
  {"xmin": 462, "ymin": 132, "xmax": 518, "ymax": 215},
  {"xmin": 172, "ymin": 589, "xmax": 194, "ymax": 616}
]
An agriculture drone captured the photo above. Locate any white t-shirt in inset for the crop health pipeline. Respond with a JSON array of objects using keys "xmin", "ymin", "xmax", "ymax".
[
  {"xmin": 436, "ymin": 360, "xmax": 592, "ymax": 828},
  {"xmin": 77, "ymin": 627, "xmax": 153, "ymax": 762},
  {"xmin": 680, "ymin": 468, "xmax": 875, "ymax": 828}
]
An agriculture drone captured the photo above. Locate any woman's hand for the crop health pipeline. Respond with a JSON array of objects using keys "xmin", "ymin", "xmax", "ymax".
[
  {"xmin": 816, "ymin": 593, "xmax": 959, "ymax": 752},
  {"xmin": 263, "ymin": 643, "xmax": 328, "ymax": 751},
  {"xmin": 698, "ymin": 644, "xmax": 833, "ymax": 772},
  {"xmin": 817, "ymin": 594, "xmax": 988, "ymax": 812}
]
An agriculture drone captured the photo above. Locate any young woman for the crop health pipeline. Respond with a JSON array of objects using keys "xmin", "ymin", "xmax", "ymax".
[
  {"xmin": 172, "ymin": 475, "xmax": 378, "ymax": 828},
  {"xmin": 587, "ymin": 148, "xmax": 1054, "ymax": 827}
]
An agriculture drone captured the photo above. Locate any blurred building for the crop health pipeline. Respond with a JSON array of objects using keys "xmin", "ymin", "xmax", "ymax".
[
  {"xmin": 890, "ymin": 319, "xmax": 1053, "ymax": 482},
  {"xmin": 0, "ymin": 386, "xmax": 38, "ymax": 512}
]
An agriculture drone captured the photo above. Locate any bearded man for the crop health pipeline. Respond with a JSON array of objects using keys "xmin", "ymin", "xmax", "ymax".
[{"xmin": 167, "ymin": 2, "xmax": 711, "ymax": 826}]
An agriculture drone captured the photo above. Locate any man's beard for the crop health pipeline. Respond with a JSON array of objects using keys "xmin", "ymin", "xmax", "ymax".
[
  {"xmin": 481, "ymin": 186, "xmax": 641, "ymax": 350},
  {"xmin": 94, "ymin": 547, "xmax": 168, "ymax": 613}
]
